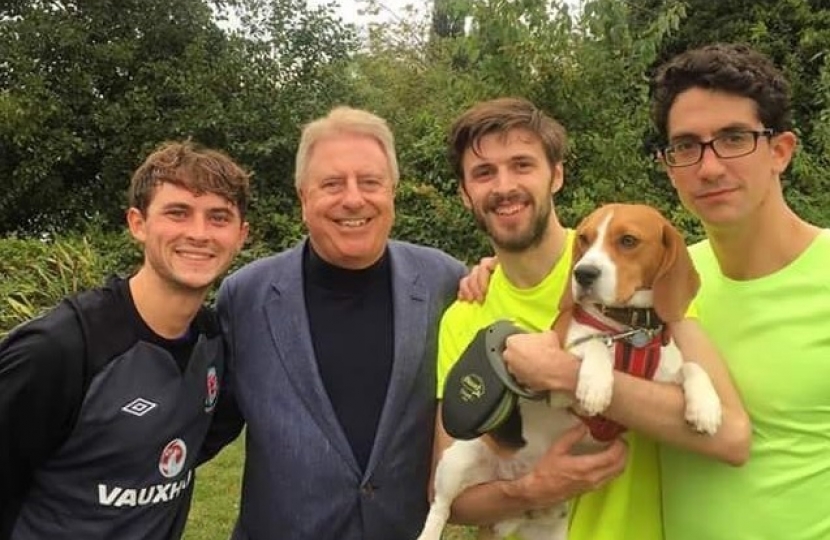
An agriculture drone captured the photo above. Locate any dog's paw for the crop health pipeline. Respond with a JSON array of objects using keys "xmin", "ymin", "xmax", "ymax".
[
  {"xmin": 575, "ymin": 367, "xmax": 614, "ymax": 416},
  {"xmin": 685, "ymin": 392, "xmax": 722, "ymax": 435},
  {"xmin": 682, "ymin": 363, "xmax": 722, "ymax": 435}
]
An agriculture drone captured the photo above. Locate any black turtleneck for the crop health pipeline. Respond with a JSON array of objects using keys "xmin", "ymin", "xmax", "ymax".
[{"xmin": 303, "ymin": 244, "xmax": 394, "ymax": 472}]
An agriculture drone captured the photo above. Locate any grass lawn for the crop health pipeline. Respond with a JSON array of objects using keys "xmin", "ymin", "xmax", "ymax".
[
  {"xmin": 183, "ymin": 437, "xmax": 245, "ymax": 540},
  {"xmin": 183, "ymin": 436, "xmax": 476, "ymax": 539}
]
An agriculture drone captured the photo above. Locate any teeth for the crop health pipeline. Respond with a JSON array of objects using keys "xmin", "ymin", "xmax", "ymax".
[
  {"xmin": 178, "ymin": 252, "xmax": 212, "ymax": 260},
  {"xmin": 338, "ymin": 219, "xmax": 368, "ymax": 227},
  {"xmin": 494, "ymin": 204, "xmax": 523, "ymax": 216}
]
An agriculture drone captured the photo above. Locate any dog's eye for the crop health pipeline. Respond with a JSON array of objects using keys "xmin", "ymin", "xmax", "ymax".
[
  {"xmin": 619, "ymin": 234, "xmax": 639, "ymax": 248},
  {"xmin": 577, "ymin": 233, "xmax": 590, "ymax": 246}
]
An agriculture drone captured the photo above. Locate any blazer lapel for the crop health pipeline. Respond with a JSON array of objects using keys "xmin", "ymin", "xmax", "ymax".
[
  {"xmin": 365, "ymin": 244, "xmax": 429, "ymax": 477},
  {"xmin": 263, "ymin": 243, "xmax": 360, "ymax": 474}
]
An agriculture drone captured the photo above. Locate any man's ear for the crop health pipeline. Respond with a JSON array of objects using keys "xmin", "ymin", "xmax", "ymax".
[
  {"xmin": 237, "ymin": 221, "xmax": 250, "ymax": 252},
  {"xmin": 458, "ymin": 183, "xmax": 472, "ymax": 210},
  {"xmin": 771, "ymin": 131, "xmax": 797, "ymax": 175},
  {"xmin": 551, "ymin": 162, "xmax": 564, "ymax": 195},
  {"xmin": 297, "ymin": 187, "xmax": 309, "ymax": 224},
  {"xmin": 126, "ymin": 207, "xmax": 147, "ymax": 243}
]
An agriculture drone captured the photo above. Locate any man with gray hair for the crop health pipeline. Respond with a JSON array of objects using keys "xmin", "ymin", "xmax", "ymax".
[{"xmin": 203, "ymin": 107, "xmax": 467, "ymax": 539}]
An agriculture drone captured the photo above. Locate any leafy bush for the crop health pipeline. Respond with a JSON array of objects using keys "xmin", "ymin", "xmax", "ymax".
[
  {"xmin": 0, "ymin": 228, "xmax": 140, "ymax": 336},
  {"xmin": 394, "ymin": 181, "xmax": 490, "ymax": 264},
  {"xmin": 2, "ymin": 237, "xmax": 92, "ymax": 335}
]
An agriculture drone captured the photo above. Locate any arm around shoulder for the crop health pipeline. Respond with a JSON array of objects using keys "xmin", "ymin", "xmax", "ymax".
[{"xmin": 197, "ymin": 279, "xmax": 247, "ymax": 464}]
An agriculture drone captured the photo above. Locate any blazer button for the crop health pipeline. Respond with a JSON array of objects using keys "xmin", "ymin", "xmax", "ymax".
[{"xmin": 360, "ymin": 483, "xmax": 376, "ymax": 497}]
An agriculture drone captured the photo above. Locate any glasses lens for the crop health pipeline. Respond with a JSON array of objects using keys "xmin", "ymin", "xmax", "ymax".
[
  {"xmin": 666, "ymin": 144, "xmax": 699, "ymax": 166},
  {"xmin": 713, "ymin": 132, "xmax": 755, "ymax": 158}
]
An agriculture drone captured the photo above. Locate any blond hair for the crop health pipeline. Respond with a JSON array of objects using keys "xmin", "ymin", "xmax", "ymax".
[{"xmin": 294, "ymin": 106, "xmax": 399, "ymax": 189}]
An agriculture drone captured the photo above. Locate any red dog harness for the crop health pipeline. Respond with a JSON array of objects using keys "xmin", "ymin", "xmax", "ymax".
[{"xmin": 570, "ymin": 306, "xmax": 669, "ymax": 442}]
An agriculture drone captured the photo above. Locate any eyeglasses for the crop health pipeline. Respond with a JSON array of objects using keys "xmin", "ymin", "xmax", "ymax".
[{"xmin": 662, "ymin": 129, "xmax": 775, "ymax": 167}]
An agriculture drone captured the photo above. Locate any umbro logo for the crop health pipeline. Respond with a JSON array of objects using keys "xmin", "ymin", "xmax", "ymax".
[{"xmin": 122, "ymin": 398, "xmax": 158, "ymax": 417}]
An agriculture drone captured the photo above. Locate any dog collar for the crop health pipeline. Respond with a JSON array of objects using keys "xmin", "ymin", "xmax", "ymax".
[
  {"xmin": 595, "ymin": 306, "xmax": 663, "ymax": 331},
  {"xmin": 570, "ymin": 306, "xmax": 667, "ymax": 442},
  {"xmin": 569, "ymin": 306, "xmax": 669, "ymax": 350}
]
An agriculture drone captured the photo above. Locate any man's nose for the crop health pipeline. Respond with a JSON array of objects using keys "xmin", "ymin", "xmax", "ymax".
[
  {"xmin": 697, "ymin": 144, "xmax": 727, "ymax": 179},
  {"xmin": 341, "ymin": 179, "xmax": 366, "ymax": 208},
  {"xmin": 492, "ymin": 168, "xmax": 518, "ymax": 191},
  {"xmin": 186, "ymin": 215, "xmax": 210, "ymax": 240}
]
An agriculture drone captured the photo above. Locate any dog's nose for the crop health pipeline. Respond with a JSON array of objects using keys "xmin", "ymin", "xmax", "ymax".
[{"xmin": 574, "ymin": 264, "xmax": 601, "ymax": 287}]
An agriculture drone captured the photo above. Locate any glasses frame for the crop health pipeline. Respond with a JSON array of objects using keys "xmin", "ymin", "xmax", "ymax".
[{"xmin": 662, "ymin": 129, "xmax": 776, "ymax": 168}]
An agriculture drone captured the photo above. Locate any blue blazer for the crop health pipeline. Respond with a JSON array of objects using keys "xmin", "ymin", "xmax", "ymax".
[{"xmin": 213, "ymin": 240, "xmax": 465, "ymax": 540}]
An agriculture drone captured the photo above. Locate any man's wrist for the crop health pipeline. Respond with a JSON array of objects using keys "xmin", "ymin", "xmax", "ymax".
[
  {"xmin": 547, "ymin": 352, "xmax": 580, "ymax": 394},
  {"xmin": 502, "ymin": 472, "xmax": 553, "ymax": 512},
  {"xmin": 501, "ymin": 475, "xmax": 534, "ymax": 510}
]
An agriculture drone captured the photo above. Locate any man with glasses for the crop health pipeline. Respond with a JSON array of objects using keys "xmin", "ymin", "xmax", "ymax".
[
  {"xmin": 662, "ymin": 129, "xmax": 775, "ymax": 168},
  {"xmin": 651, "ymin": 43, "xmax": 830, "ymax": 540}
]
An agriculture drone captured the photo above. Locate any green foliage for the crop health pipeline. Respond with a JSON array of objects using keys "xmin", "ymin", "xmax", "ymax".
[
  {"xmin": 393, "ymin": 181, "xmax": 490, "ymax": 263},
  {"xmin": 2, "ymin": 0, "xmax": 830, "ymax": 287},
  {"xmin": 347, "ymin": 0, "xmax": 694, "ymax": 233},
  {"xmin": 0, "ymin": 231, "xmax": 137, "ymax": 336},
  {"xmin": 0, "ymin": 0, "xmax": 359, "ymax": 235},
  {"xmin": 184, "ymin": 437, "xmax": 245, "ymax": 540}
]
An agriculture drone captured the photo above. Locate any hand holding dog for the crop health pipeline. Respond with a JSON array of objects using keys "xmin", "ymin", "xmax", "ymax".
[
  {"xmin": 503, "ymin": 331, "xmax": 580, "ymax": 394},
  {"xmin": 515, "ymin": 424, "xmax": 628, "ymax": 510}
]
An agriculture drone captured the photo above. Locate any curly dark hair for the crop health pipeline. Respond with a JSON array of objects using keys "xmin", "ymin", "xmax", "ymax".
[{"xmin": 650, "ymin": 43, "xmax": 792, "ymax": 141}]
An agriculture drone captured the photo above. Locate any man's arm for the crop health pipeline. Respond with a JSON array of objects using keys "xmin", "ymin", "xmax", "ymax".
[
  {"xmin": 503, "ymin": 320, "xmax": 751, "ymax": 465},
  {"xmin": 428, "ymin": 407, "xmax": 627, "ymax": 525},
  {"xmin": 198, "ymin": 375, "xmax": 244, "ymax": 464},
  {"xmin": 198, "ymin": 280, "xmax": 246, "ymax": 465},
  {"xmin": 0, "ymin": 313, "xmax": 84, "ymax": 538},
  {"xmin": 196, "ymin": 360, "xmax": 245, "ymax": 466}
]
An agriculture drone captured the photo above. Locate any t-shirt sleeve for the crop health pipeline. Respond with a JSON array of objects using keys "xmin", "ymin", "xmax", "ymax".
[
  {"xmin": 0, "ymin": 311, "xmax": 85, "ymax": 535},
  {"xmin": 436, "ymin": 304, "xmax": 471, "ymax": 400}
]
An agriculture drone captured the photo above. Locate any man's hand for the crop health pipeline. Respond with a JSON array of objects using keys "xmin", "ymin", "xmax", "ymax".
[
  {"xmin": 502, "ymin": 331, "xmax": 580, "ymax": 393},
  {"xmin": 458, "ymin": 256, "xmax": 497, "ymax": 303},
  {"xmin": 513, "ymin": 424, "xmax": 628, "ymax": 510}
]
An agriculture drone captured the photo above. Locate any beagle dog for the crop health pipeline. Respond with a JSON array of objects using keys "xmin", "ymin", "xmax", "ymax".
[{"xmin": 418, "ymin": 203, "xmax": 722, "ymax": 540}]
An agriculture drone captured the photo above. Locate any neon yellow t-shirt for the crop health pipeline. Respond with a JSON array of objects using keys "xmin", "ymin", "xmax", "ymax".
[
  {"xmin": 437, "ymin": 229, "xmax": 662, "ymax": 540},
  {"xmin": 661, "ymin": 232, "xmax": 830, "ymax": 540}
]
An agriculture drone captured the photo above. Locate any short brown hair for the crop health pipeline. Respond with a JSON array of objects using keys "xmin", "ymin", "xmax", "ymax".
[
  {"xmin": 129, "ymin": 140, "xmax": 251, "ymax": 219},
  {"xmin": 650, "ymin": 43, "xmax": 792, "ymax": 141},
  {"xmin": 448, "ymin": 97, "xmax": 568, "ymax": 183}
]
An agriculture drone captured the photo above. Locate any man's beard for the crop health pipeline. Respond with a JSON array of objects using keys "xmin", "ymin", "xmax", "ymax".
[{"xmin": 471, "ymin": 190, "xmax": 551, "ymax": 253}]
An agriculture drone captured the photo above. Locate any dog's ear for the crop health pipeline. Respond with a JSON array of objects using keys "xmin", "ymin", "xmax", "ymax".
[{"xmin": 652, "ymin": 220, "xmax": 700, "ymax": 322}]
